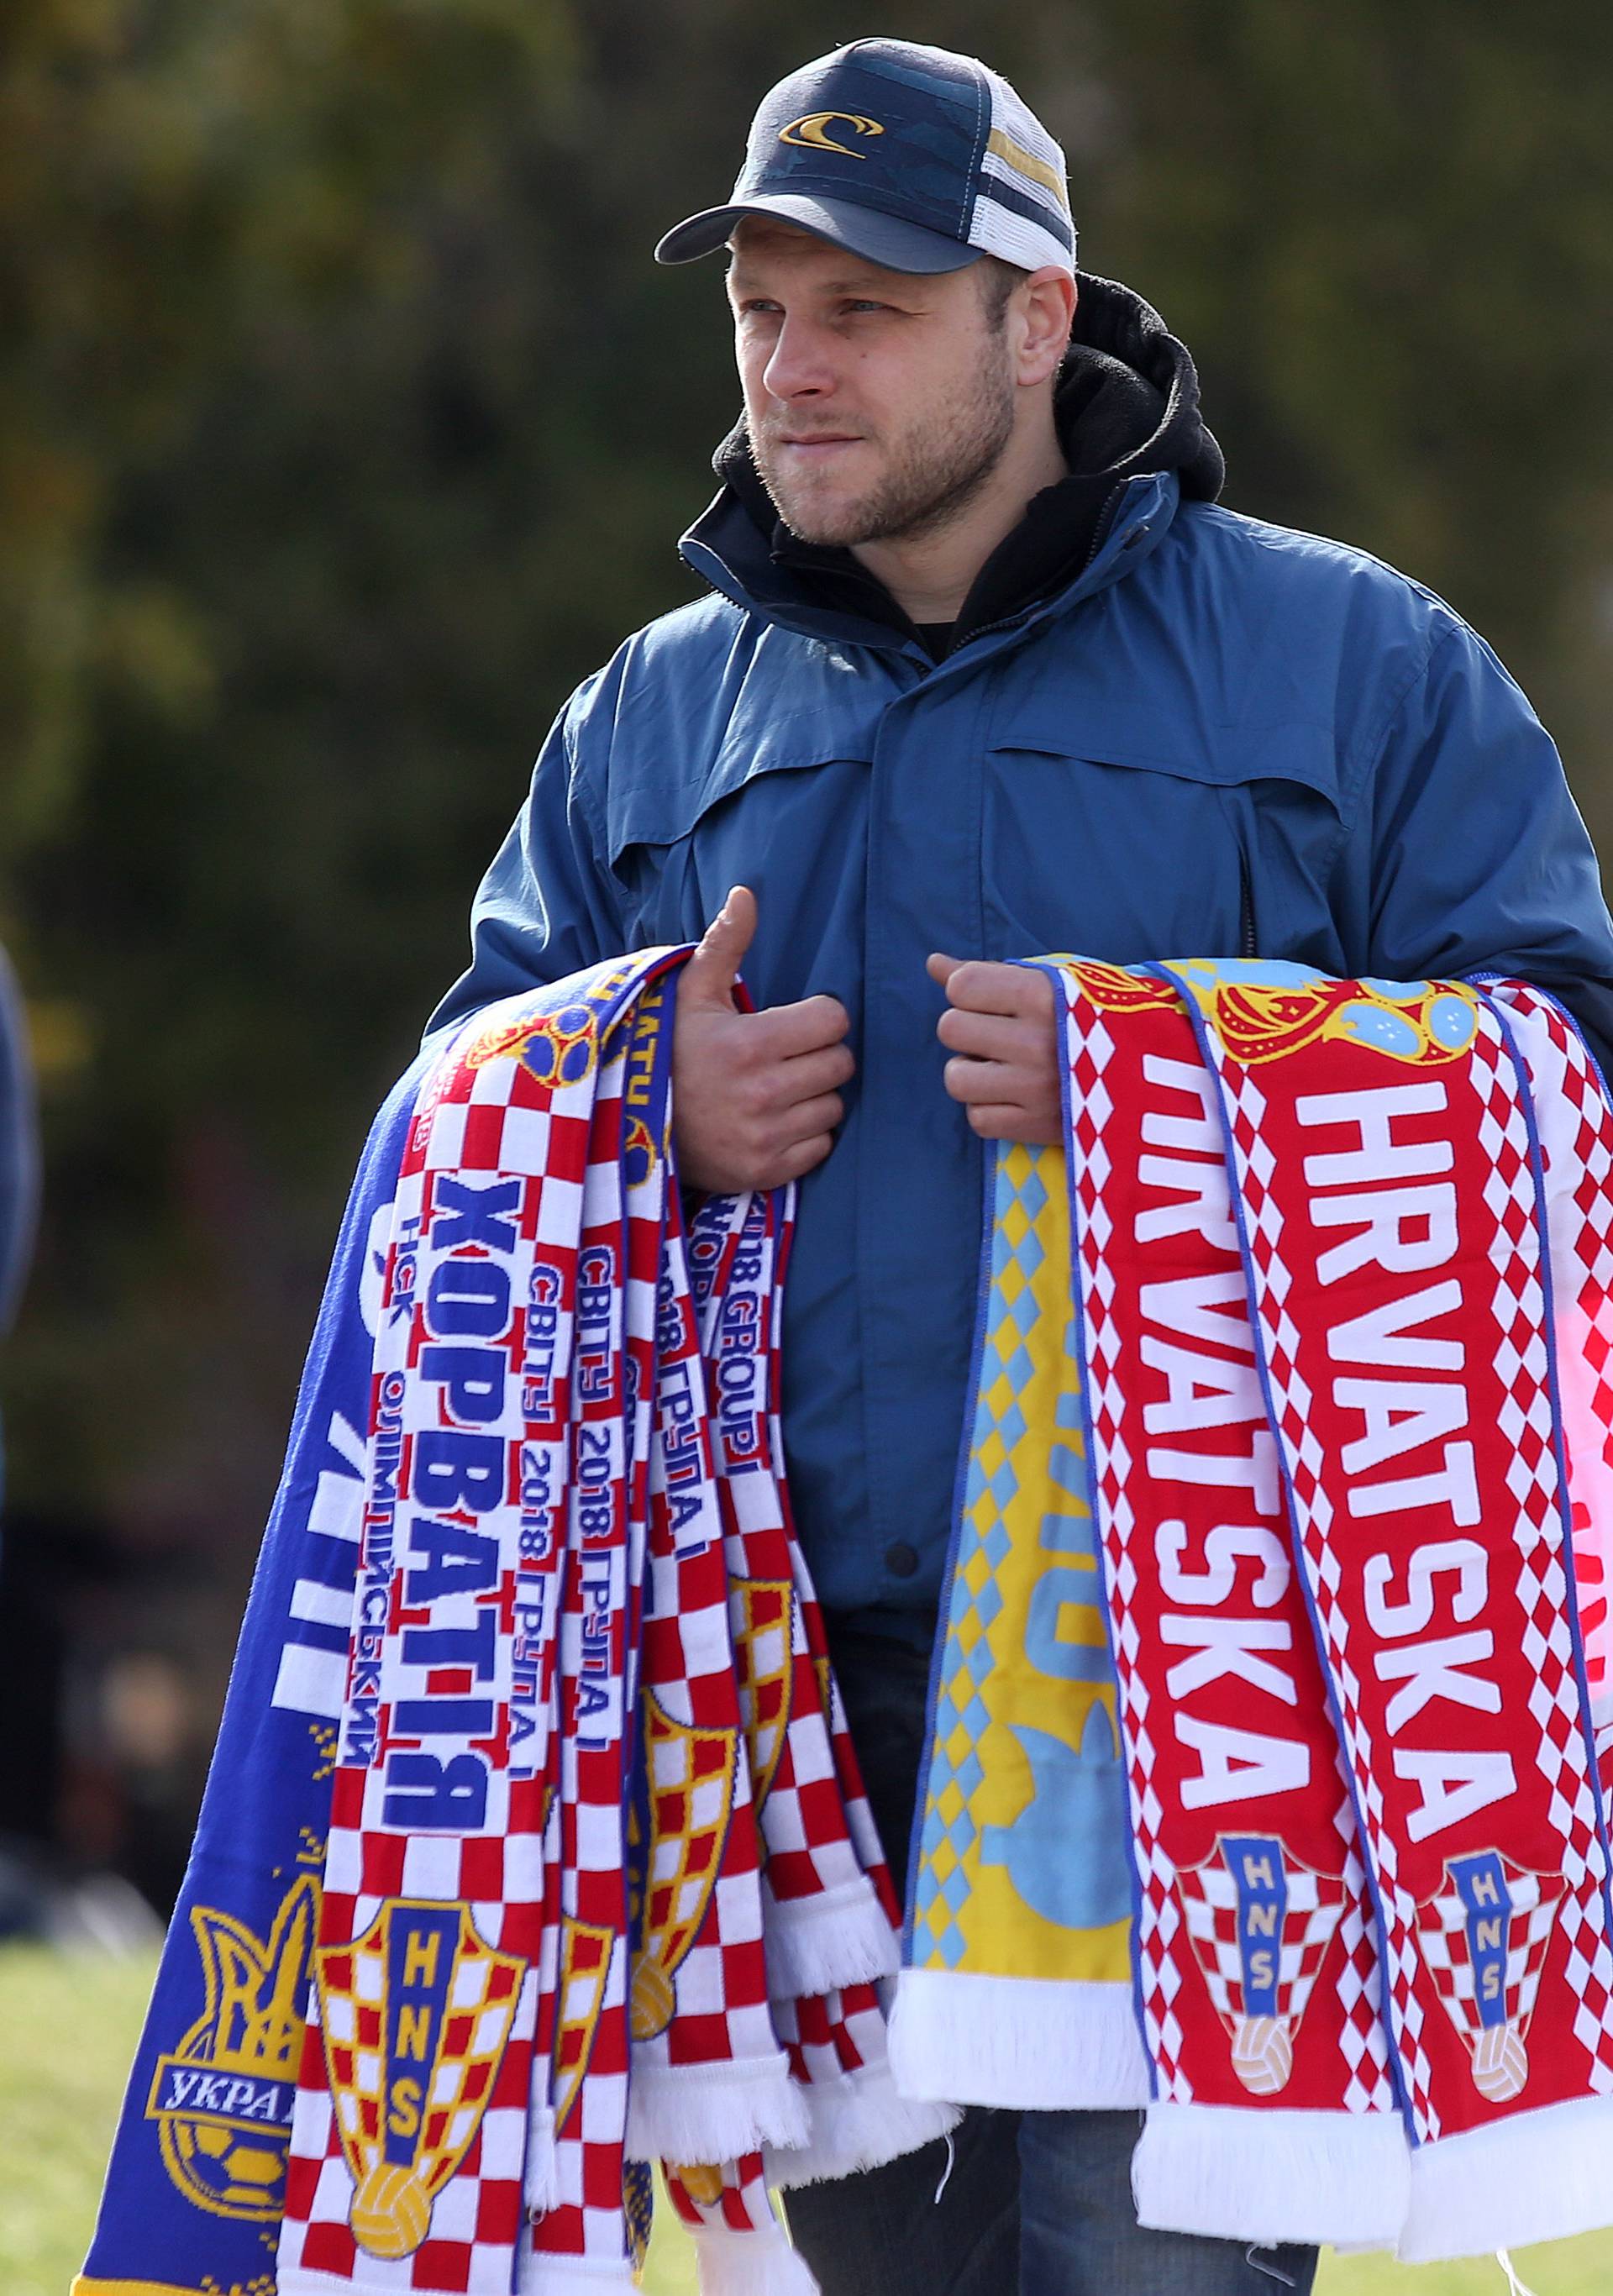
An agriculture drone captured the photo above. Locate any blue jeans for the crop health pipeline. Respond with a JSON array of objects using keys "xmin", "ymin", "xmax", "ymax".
[{"xmin": 784, "ymin": 1627, "xmax": 1320, "ymax": 2296}]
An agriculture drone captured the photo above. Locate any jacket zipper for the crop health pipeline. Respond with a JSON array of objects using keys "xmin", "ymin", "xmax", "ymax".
[{"xmin": 1238, "ymin": 848, "xmax": 1258, "ymax": 958}]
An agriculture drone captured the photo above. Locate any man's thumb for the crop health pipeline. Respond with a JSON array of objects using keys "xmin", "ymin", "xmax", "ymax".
[{"xmin": 684, "ymin": 885, "xmax": 757, "ymax": 1006}]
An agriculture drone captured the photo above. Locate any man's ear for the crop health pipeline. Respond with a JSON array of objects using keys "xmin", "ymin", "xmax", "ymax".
[{"xmin": 1016, "ymin": 268, "xmax": 1077, "ymax": 387}]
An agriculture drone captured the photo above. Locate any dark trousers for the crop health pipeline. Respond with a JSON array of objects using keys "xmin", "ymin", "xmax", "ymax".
[{"xmin": 783, "ymin": 1626, "xmax": 1320, "ymax": 2296}]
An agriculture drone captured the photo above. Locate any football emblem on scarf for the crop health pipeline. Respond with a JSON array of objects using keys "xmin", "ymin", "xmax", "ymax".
[
  {"xmin": 1174, "ymin": 1836, "xmax": 1347, "ymax": 2094},
  {"xmin": 313, "ymin": 1899, "xmax": 525, "ymax": 2257},
  {"xmin": 1415, "ymin": 1851, "xmax": 1563, "ymax": 2103},
  {"xmin": 629, "ymin": 1694, "xmax": 738, "ymax": 2040},
  {"xmin": 730, "ymin": 1577, "xmax": 795, "ymax": 1808},
  {"xmin": 147, "ymin": 1877, "xmax": 318, "ymax": 2221}
]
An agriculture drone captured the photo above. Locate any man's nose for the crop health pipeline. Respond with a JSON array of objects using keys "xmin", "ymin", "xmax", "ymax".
[{"xmin": 760, "ymin": 314, "xmax": 836, "ymax": 401}]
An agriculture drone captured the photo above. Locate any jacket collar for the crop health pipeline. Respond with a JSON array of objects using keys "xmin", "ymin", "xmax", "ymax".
[{"xmin": 679, "ymin": 271, "xmax": 1222, "ymax": 659}]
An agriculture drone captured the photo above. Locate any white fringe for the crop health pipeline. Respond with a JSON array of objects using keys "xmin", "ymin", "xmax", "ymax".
[
  {"xmin": 525, "ymin": 2102, "xmax": 560, "ymax": 2216},
  {"xmin": 760, "ymin": 1874, "xmax": 900, "ymax": 1999},
  {"xmin": 691, "ymin": 2226, "xmax": 820, "ymax": 2296},
  {"xmin": 764, "ymin": 2062, "xmax": 963, "ymax": 2190},
  {"xmin": 519, "ymin": 2261, "xmax": 638, "ymax": 2294},
  {"xmin": 624, "ymin": 2050, "xmax": 810, "ymax": 2166},
  {"xmin": 886, "ymin": 1967, "xmax": 1151, "ymax": 2109},
  {"xmin": 1132, "ymin": 2100, "xmax": 1410, "ymax": 2249},
  {"xmin": 279, "ymin": 2277, "xmax": 461, "ymax": 2296},
  {"xmin": 1398, "ymin": 2090, "xmax": 1613, "ymax": 2262}
]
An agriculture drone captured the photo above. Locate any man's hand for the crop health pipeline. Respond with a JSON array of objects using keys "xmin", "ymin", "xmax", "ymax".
[
  {"xmin": 927, "ymin": 953, "xmax": 1060, "ymax": 1145},
  {"xmin": 674, "ymin": 886, "xmax": 854, "ymax": 1193}
]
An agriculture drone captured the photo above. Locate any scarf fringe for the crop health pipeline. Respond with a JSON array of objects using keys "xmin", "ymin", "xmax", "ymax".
[
  {"xmin": 525, "ymin": 2104, "xmax": 560, "ymax": 2216},
  {"xmin": 764, "ymin": 2065, "xmax": 962, "ymax": 2190},
  {"xmin": 1132, "ymin": 2100, "xmax": 1411, "ymax": 2249},
  {"xmin": 887, "ymin": 1967, "xmax": 1151, "ymax": 2109},
  {"xmin": 760, "ymin": 1875, "xmax": 900, "ymax": 2000},
  {"xmin": 624, "ymin": 2053, "xmax": 810, "ymax": 2167},
  {"xmin": 519, "ymin": 2262, "xmax": 638, "ymax": 2293},
  {"xmin": 688, "ymin": 2228, "xmax": 819, "ymax": 2296},
  {"xmin": 1398, "ymin": 2091, "xmax": 1613, "ymax": 2262}
]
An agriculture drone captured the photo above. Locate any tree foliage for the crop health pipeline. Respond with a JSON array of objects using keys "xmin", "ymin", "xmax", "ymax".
[{"xmin": 3, "ymin": 0, "xmax": 1612, "ymax": 1604}]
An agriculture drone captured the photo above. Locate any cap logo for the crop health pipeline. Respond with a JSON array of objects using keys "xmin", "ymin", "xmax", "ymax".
[{"xmin": 778, "ymin": 112, "xmax": 885, "ymax": 160}]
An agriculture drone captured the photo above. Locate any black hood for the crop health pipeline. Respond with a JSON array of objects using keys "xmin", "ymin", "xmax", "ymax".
[{"xmin": 686, "ymin": 271, "xmax": 1225, "ymax": 654}]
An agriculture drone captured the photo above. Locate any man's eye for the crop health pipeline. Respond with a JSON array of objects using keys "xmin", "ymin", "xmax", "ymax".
[{"xmin": 845, "ymin": 301, "xmax": 888, "ymax": 315}]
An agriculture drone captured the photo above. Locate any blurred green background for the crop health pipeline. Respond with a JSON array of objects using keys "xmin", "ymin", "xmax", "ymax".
[
  {"xmin": 3, "ymin": 3, "xmax": 1613, "ymax": 2286},
  {"xmin": 5, "ymin": 0, "xmax": 1613, "ymax": 1897}
]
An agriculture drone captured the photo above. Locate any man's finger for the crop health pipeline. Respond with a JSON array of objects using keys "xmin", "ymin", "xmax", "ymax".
[
  {"xmin": 775, "ymin": 1090, "xmax": 846, "ymax": 1143},
  {"xmin": 936, "ymin": 1006, "xmax": 1038, "ymax": 1063},
  {"xmin": 941, "ymin": 959, "xmax": 1051, "ymax": 1018},
  {"xmin": 926, "ymin": 950, "xmax": 966, "ymax": 990},
  {"xmin": 770, "ymin": 1132, "xmax": 837, "ymax": 1185},
  {"xmin": 682, "ymin": 885, "xmax": 758, "ymax": 1009},
  {"xmin": 964, "ymin": 1103, "xmax": 1026, "ymax": 1140},
  {"xmin": 780, "ymin": 1041, "xmax": 856, "ymax": 1100},
  {"xmin": 943, "ymin": 1054, "xmax": 1031, "ymax": 1105},
  {"xmin": 751, "ymin": 992, "xmax": 852, "ymax": 1060}
]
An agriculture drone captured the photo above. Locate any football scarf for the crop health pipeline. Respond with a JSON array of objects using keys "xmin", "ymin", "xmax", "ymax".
[
  {"xmin": 895, "ymin": 959, "xmax": 1613, "ymax": 2263},
  {"xmin": 76, "ymin": 948, "xmax": 953, "ymax": 2296}
]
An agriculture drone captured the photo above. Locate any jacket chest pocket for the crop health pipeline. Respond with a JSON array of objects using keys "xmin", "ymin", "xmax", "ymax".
[
  {"xmin": 980, "ymin": 707, "xmax": 1347, "ymax": 967},
  {"xmin": 602, "ymin": 720, "xmax": 875, "ymax": 1003}
]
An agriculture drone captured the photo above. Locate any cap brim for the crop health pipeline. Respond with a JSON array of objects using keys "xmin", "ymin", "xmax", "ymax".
[{"xmin": 654, "ymin": 192, "xmax": 981, "ymax": 275}]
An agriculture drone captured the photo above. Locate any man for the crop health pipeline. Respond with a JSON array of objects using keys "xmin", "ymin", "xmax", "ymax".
[{"xmin": 431, "ymin": 37, "xmax": 1613, "ymax": 2294}]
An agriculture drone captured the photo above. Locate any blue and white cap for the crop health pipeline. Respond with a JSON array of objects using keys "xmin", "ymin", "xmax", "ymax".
[{"xmin": 655, "ymin": 39, "xmax": 1075, "ymax": 279}]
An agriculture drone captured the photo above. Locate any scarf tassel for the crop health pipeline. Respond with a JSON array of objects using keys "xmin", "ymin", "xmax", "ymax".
[
  {"xmin": 764, "ymin": 2065, "xmax": 962, "ymax": 2190},
  {"xmin": 624, "ymin": 2054, "xmax": 811, "ymax": 2168},
  {"xmin": 1132, "ymin": 2101, "xmax": 1411, "ymax": 2250},
  {"xmin": 1397, "ymin": 2092, "xmax": 1613, "ymax": 2263},
  {"xmin": 887, "ymin": 1967, "xmax": 1151, "ymax": 2111},
  {"xmin": 686, "ymin": 2227, "xmax": 820, "ymax": 2296},
  {"xmin": 761, "ymin": 1875, "xmax": 901, "ymax": 2000}
]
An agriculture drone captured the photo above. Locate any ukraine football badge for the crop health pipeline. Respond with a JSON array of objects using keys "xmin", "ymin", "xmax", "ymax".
[
  {"xmin": 313, "ymin": 1899, "xmax": 525, "ymax": 2257},
  {"xmin": 146, "ymin": 1875, "xmax": 318, "ymax": 2220},
  {"xmin": 1416, "ymin": 1851, "xmax": 1563, "ymax": 2102},
  {"xmin": 1174, "ymin": 1836, "xmax": 1346, "ymax": 2094}
]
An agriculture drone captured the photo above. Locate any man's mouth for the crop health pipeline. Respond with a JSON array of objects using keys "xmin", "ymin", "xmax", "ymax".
[{"xmin": 774, "ymin": 433, "xmax": 864, "ymax": 457}]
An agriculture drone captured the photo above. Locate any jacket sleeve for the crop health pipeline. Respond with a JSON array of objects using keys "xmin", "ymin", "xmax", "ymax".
[
  {"xmin": 1349, "ymin": 615, "xmax": 1613, "ymax": 1074},
  {"xmin": 424, "ymin": 688, "xmax": 628, "ymax": 1043}
]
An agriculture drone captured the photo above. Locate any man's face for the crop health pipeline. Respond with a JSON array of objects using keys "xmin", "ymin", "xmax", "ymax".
[{"xmin": 727, "ymin": 221, "xmax": 1018, "ymax": 551}]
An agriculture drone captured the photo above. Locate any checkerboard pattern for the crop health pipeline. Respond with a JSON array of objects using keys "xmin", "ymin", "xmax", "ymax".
[
  {"xmin": 1194, "ymin": 975, "xmax": 1613, "ymax": 2141},
  {"xmin": 1181, "ymin": 981, "xmax": 1449, "ymax": 2136},
  {"xmin": 1174, "ymin": 1852, "xmax": 1346, "ymax": 2032},
  {"xmin": 1059, "ymin": 968, "xmax": 1197, "ymax": 2095},
  {"xmin": 622, "ymin": 1180, "xmax": 795, "ymax": 2164},
  {"xmin": 762, "ymin": 1190, "xmax": 904, "ymax": 1934},
  {"xmin": 1476, "ymin": 988, "xmax": 1613, "ymax": 2095},
  {"xmin": 1416, "ymin": 1859, "xmax": 1560, "ymax": 2058},
  {"xmin": 689, "ymin": 1188, "xmax": 901, "ymax": 1980},
  {"xmin": 282, "ymin": 964, "xmax": 636, "ymax": 2291},
  {"xmin": 1490, "ymin": 981, "xmax": 1613, "ymax": 1779}
]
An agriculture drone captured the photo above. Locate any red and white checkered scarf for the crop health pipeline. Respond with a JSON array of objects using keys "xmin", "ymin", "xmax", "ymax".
[{"xmin": 276, "ymin": 949, "xmax": 954, "ymax": 2296}]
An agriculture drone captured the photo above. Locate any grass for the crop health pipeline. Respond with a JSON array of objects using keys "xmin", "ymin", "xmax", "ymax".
[{"xmin": 3, "ymin": 1942, "xmax": 1608, "ymax": 2295}]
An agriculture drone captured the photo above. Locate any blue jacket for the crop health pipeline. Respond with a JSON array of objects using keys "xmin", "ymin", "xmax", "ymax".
[{"xmin": 433, "ymin": 335, "xmax": 1613, "ymax": 1641}]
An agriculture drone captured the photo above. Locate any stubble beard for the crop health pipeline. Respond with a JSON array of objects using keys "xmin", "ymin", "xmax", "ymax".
[{"xmin": 753, "ymin": 351, "xmax": 1018, "ymax": 551}]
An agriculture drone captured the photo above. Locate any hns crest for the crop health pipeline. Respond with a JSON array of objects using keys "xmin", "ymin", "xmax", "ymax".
[
  {"xmin": 314, "ymin": 1899, "xmax": 525, "ymax": 2258},
  {"xmin": 147, "ymin": 1875, "xmax": 318, "ymax": 2221},
  {"xmin": 1174, "ymin": 1836, "xmax": 1346, "ymax": 2094},
  {"xmin": 1416, "ymin": 1850, "xmax": 1563, "ymax": 2102}
]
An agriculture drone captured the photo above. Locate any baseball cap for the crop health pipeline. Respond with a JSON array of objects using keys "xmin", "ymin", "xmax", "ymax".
[{"xmin": 654, "ymin": 39, "xmax": 1075, "ymax": 279}]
